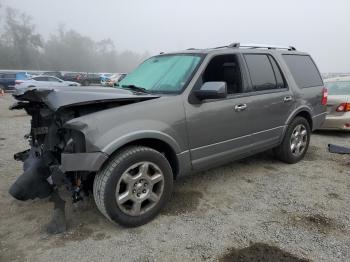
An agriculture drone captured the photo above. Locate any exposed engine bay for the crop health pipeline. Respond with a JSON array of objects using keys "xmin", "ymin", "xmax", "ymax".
[{"xmin": 10, "ymin": 96, "xmax": 115, "ymax": 201}]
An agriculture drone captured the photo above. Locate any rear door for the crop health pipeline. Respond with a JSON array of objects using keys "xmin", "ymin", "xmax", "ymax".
[
  {"xmin": 47, "ymin": 76, "xmax": 64, "ymax": 86},
  {"xmin": 31, "ymin": 76, "xmax": 50, "ymax": 86},
  {"xmin": 241, "ymin": 53, "xmax": 296, "ymax": 134}
]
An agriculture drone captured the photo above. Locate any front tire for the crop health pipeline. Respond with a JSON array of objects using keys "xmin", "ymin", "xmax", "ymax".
[
  {"xmin": 274, "ymin": 117, "xmax": 311, "ymax": 164},
  {"xmin": 93, "ymin": 146, "xmax": 173, "ymax": 227}
]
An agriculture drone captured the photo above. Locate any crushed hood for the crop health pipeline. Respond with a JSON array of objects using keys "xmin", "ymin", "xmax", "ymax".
[{"xmin": 11, "ymin": 86, "xmax": 160, "ymax": 111}]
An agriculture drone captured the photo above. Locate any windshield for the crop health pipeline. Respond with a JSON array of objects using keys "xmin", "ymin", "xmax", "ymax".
[
  {"xmin": 118, "ymin": 54, "xmax": 202, "ymax": 93},
  {"xmin": 325, "ymin": 81, "xmax": 350, "ymax": 95}
]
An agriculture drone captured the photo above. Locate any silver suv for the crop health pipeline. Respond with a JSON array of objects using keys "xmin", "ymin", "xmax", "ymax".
[{"xmin": 10, "ymin": 43, "xmax": 327, "ymax": 229}]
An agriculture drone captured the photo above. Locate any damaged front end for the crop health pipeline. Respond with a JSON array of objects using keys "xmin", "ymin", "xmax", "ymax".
[
  {"xmin": 9, "ymin": 86, "xmax": 159, "ymax": 202},
  {"xmin": 9, "ymin": 86, "xmax": 159, "ymax": 233},
  {"xmin": 9, "ymin": 97, "xmax": 91, "ymax": 201}
]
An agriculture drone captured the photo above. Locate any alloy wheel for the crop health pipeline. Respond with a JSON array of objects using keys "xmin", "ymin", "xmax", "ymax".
[
  {"xmin": 116, "ymin": 161, "xmax": 164, "ymax": 216},
  {"xmin": 290, "ymin": 124, "xmax": 308, "ymax": 157}
]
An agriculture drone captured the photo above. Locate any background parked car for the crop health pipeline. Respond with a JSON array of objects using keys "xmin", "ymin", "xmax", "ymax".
[
  {"xmin": 100, "ymin": 73, "xmax": 113, "ymax": 86},
  {"xmin": 0, "ymin": 72, "xmax": 16, "ymax": 91},
  {"xmin": 81, "ymin": 73, "xmax": 102, "ymax": 86},
  {"xmin": 106, "ymin": 73, "xmax": 127, "ymax": 87},
  {"xmin": 16, "ymin": 71, "xmax": 33, "ymax": 80},
  {"xmin": 43, "ymin": 71, "xmax": 64, "ymax": 79},
  {"xmin": 321, "ymin": 76, "xmax": 350, "ymax": 130},
  {"xmin": 0, "ymin": 71, "xmax": 33, "ymax": 92},
  {"xmin": 15, "ymin": 75, "xmax": 80, "ymax": 90},
  {"xmin": 62, "ymin": 72, "xmax": 82, "ymax": 82}
]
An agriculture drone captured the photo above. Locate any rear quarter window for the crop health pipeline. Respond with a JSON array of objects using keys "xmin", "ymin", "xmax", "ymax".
[{"xmin": 283, "ymin": 54, "xmax": 323, "ymax": 88}]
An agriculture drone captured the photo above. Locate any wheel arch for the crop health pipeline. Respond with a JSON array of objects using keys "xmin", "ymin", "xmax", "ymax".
[
  {"xmin": 286, "ymin": 107, "xmax": 313, "ymax": 130},
  {"xmin": 103, "ymin": 137, "xmax": 180, "ymax": 179},
  {"xmin": 294, "ymin": 110, "xmax": 313, "ymax": 130},
  {"xmin": 281, "ymin": 108, "xmax": 313, "ymax": 141}
]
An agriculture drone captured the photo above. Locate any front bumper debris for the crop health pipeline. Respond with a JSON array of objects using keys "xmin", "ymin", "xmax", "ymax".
[
  {"xmin": 60, "ymin": 152, "xmax": 108, "ymax": 172},
  {"xmin": 9, "ymin": 148, "xmax": 53, "ymax": 201}
]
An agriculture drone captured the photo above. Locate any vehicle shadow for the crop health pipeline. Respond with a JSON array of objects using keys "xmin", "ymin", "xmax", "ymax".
[
  {"xmin": 164, "ymin": 150, "xmax": 279, "ymax": 213},
  {"xmin": 173, "ymin": 149, "xmax": 280, "ymax": 186}
]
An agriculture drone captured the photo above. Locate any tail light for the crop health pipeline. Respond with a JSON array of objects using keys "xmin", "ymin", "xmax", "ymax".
[
  {"xmin": 336, "ymin": 103, "xmax": 350, "ymax": 112},
  {"xmin": 15, "ymin": 80, "xmax": 24, "ymax": 85},
  {"xmin": 321, "ymin": 87, "xmax": 328, "ymax": 105}
]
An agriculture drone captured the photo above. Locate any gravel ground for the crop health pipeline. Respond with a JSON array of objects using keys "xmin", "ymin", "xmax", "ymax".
[{"xmin": 0, "ymin": 94, "xmax": 350, "ymax": 262}]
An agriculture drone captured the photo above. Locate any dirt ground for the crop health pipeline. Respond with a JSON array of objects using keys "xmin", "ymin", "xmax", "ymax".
[{"xmin": 1, "ymin": 94, "xmax": 350, "ymax": 262}]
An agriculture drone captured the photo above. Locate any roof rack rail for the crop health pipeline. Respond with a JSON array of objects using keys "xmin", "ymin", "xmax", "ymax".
[{"xmin": 228, "ymin": 43, "xmax": 296, "ymax": 51}]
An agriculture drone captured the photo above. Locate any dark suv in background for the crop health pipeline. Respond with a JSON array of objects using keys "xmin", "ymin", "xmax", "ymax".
[
  {"xmin": 10, "ymin": 43, "xmax": 327, "ymax": 229},
  {"xmin": 0, "ymin": 72, "xmax": 16, "ymax": 91},
  {"xmin": 43, "ymin": 72, "xmax": 114, "ymax": 86},
  {"xmin": 79, "ymin": 73, "xmax": 101, "ymax": 86}
]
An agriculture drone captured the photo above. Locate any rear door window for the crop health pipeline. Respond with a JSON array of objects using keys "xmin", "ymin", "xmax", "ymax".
[
  {"xmin": 48, "ymin": 77, "xmax": 60, "ymax": 82},
  {"xmin": 244, "ymin": 54, "xmax": 283, "ymax": 91},
  {"xmin": 33, "ymin": 76, "xmax": 49, "ymax": 81},
  {"xmin": 283, "ymin": 55, "xmax": 323, "ymax": 88}
]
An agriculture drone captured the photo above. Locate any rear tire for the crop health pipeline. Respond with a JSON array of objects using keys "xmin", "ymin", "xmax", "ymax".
[
  {"xmin": 274, "ymin": 117, "xmax": 311, "ymax": 164},
  {"xmin": 93, "ymin": 146, "xmax": 173, "ymax": 227}
]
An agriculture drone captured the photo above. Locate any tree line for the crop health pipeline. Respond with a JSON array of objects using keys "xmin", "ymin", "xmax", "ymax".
[{"xmin": 0, "ymin": 5, "xmax": 149, "ymax": 73}]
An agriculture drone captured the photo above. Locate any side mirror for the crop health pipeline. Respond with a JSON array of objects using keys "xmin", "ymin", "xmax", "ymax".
[{"xmin": 194, "ymin": 82, "xmax": 227, "ymax": 100}]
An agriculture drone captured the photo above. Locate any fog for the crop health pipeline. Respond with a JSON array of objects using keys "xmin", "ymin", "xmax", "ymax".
[{"xmin": 2, "ymin": 0, "xmax": 350, "ymax": 72}]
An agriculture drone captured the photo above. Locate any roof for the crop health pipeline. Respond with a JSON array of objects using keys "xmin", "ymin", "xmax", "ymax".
[{"xmin": 163, "ymin": 42, "xmax": 306, "ymax": 56}]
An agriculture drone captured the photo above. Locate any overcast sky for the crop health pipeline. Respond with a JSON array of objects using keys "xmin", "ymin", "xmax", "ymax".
[{"xmin": 3, "ymin": 0, "xmax": 350, "ymax": 72}]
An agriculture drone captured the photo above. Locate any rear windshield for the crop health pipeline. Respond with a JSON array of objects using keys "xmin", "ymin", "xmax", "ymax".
[
  {"xmin": 325, "ymin": 81, "xmax": 350, "ymax": 95},
  {"xmin": 283, "ymin": 55, "xmax": 323, "ymax": 88}
]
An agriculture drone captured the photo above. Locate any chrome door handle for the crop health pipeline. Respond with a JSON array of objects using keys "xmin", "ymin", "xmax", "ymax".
[
  {"xmin": 234, "ymin": 104, "xmax": 247, "ymax": 112},
  {"xmin": 283, "ymin": 96, "xmax": 293, "ymax": 102}
]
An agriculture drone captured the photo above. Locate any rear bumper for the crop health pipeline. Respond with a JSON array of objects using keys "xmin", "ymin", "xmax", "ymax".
[{"xmin": 320, "ymin": 113, "xmax": 350, "ymax": 131}]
